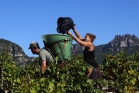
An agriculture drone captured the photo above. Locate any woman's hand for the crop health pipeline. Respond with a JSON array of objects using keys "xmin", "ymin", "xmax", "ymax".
[
  {"xmin": 86, "ymin": 68, "xmax": 93, "ymax": 77},
  {"xmin": 72, "ymin": 25, "xmax": 75, "ymax": 30},
  {"xmin": 67, "ymin": 31, "xmax": 72, "ymax": 36}
]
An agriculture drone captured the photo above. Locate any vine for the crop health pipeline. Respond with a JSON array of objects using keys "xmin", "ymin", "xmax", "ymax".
[{"xmin": 0, "ymin": 50, "xmax": 139, "ymax": 93}]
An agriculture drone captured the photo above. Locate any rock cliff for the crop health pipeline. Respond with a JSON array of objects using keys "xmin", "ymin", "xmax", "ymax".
[{"xmin": 0, "ymin": 38, "xmax": 34, "ymax": 67}]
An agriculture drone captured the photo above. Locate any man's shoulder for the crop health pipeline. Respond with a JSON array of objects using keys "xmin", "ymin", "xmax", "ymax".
[
  {"xmin": 40, "ymin": 48, "xmax": 49, "ymax": 53},
  {"xmin": 39, "ymin": 48, "xmax": 54, "ymax": 62}
]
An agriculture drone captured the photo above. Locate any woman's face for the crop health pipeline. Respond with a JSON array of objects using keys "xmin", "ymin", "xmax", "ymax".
[{"xmin": 84, "ymin": 35, "xmax": 91, "ymax": 42}]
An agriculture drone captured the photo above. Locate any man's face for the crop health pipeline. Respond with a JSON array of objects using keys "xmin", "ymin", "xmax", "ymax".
[{"xmin": 31, "ymin": 47, "xmax": 38, "ymax": 54}]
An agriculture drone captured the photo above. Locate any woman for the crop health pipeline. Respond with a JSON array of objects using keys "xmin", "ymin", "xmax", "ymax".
[{"xmin": 67, "ymin": 26, "xmax": 102, "ymax": 80}]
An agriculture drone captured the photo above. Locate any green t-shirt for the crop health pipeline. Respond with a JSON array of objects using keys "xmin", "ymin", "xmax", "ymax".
[{"xmin": 39, "ymin": 48, "xmax": 54, "ymax": 66}]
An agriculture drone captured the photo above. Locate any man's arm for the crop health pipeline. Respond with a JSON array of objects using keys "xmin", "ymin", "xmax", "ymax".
[
  {"xmin": 39, "ymin": 50, "xmax": 47, "ymax": 73},
  {"xmin": 40, "ymin": 60, "xmax": 46, "ymax": 73}
]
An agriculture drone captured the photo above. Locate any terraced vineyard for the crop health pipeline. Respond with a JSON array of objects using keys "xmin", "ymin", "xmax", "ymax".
[{"xmin": 0, "ymin": 50, "xmax": 139, "ymax": 93}]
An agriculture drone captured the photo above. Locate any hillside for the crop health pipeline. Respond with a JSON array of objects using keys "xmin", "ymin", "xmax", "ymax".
[{"xmin": 0, "ymin": 38, "xmax": 34, "ymax": 67}]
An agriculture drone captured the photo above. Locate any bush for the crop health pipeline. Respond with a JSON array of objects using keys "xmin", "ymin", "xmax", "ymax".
[
  {"xmin": 0, "ymin": 51, "xmax": 103, "ymax": 93},
  {"xmin": 0, "ymin": 50, "xmax": 139, "ymax": 93}
]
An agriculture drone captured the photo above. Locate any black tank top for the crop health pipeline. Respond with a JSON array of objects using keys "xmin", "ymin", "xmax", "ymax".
[{"xmin": 83, "ymin": 47, "xmax": 98, "ymax": 68}]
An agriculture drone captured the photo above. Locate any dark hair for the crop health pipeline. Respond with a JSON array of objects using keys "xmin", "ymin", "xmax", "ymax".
[
  {"xmin": 86, "ymin": 33, "xmax": 96, "ymax": 42},
  {"xmin": 33, "ymin": 43, "xmax": 40, "ymax": 49}
]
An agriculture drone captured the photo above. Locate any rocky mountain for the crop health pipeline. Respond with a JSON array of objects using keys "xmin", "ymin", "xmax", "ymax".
[
  {"xmin": 102, "ymin": 34, "xmax": 139, "ymax": 51},
  {"xmin": 0, "ymin": 38, "xmax": 34, "ymax": 67},
  {"xmin": 72, "ymin": 34, "xmax": 139, "ymax": 63}
]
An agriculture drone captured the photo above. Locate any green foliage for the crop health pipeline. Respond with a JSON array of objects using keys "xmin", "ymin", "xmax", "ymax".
[
  {"xmin": 0, "ymin": 51, "xmax": 103, "ymax": 93},
  {"xmin": 102, "ymin": 50, "xmax": 139, "ymax": 92},
  {"xmin": 0, "ymin": 50, "xmax": 139, "ymax": 93}
]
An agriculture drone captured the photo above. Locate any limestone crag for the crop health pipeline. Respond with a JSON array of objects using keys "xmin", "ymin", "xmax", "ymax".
[{"xmin": 0, "ymin": 39, "xmax": 34, "ymax": 67}]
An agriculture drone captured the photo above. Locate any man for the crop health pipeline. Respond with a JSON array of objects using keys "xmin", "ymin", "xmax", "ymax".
[{"xmin": 28, "ymin": 41, "xmax": 54, "ymax": 73}]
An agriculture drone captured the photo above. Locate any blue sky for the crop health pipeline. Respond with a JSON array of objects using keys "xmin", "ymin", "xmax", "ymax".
[{"xmin": 0, "ymin": 0, "xmax": 139, "ymax": 57}]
